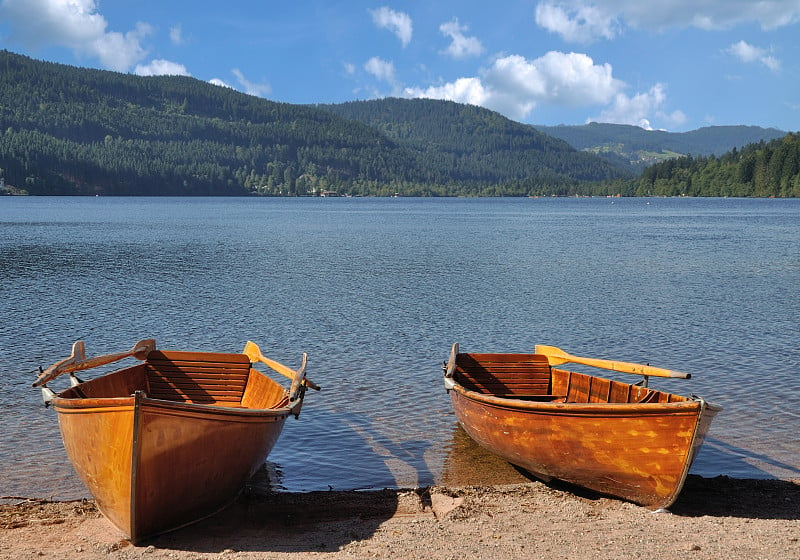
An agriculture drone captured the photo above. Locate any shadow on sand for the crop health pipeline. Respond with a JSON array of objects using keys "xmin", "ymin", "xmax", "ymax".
[
  {"xmin": 147, "ymin": 408, "xmax": 436, "ymax": 554},
  {"xmin": 148, "ymin": 487, "xmax": 410, "ymax": 554},
  {"xmin": 671, "ymin": 475, "xmax": 799, "ymax": 520}
]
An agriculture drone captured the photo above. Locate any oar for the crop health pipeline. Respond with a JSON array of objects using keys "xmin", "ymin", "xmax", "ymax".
[
  {"xmin": 534, "ymin": 344, "xmax": 691, "ymax": 379},
  {"xmin": 444, "ymin": 342, "xmax": 459, "ymax": 377},
  {"xmin": 33, "ymin": 338, "xmax": 156, "ymax": 387},
  {"xmin": 243, "ymin": 341, "xmax": 320, "ymax": 391}
]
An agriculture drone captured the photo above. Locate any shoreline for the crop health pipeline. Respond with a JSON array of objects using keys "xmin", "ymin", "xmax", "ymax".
[{"xmin": 2, "ymin": 475, "xmax": 798, "ymax": 559}]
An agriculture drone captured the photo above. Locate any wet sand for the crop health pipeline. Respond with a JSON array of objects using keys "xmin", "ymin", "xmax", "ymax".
[{"xmin": 2, "ymin": 476, "xmax": 798, "ymax": 560}]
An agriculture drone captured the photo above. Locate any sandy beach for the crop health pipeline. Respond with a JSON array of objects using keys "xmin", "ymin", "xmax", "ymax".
[{"xmin": 2, "ymin": 475, "xmax": 798, "ymax": 560}]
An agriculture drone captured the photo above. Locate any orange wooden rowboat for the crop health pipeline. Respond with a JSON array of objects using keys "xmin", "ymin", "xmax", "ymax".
[
  {"xmin": 443, "ymin": 343, "xmax": 721, "ymax": 509},
  {"xmin": 34, "ymin": 339, "xmax": 318, "ymax": 543}
]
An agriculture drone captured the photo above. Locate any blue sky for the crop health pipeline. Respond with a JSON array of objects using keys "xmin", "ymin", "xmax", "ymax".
[{"xmin": 1, "ymin": 1, "xmax": 799, "ymax": 132}]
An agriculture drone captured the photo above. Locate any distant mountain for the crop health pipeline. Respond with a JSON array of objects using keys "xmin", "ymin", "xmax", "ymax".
[
  {"xmin": 534, "ymin": 122, "xmax": 787, "ymax": 173},
  {"xmin": 2, "ymin": 50, "xmax": 791, "ymax": 197},
  {"xmin": 0, "ymin": 50, "xmax": 628, "ymax": 197}
]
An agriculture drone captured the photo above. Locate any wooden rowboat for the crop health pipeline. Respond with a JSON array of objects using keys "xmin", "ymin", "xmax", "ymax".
[
  {"xmin": 33, "ymin": 339, "xmax": 318, "ymax": 543},
  {"xmin": 443, "ymin": 343, "xmax": 720, "ymax": 509}
]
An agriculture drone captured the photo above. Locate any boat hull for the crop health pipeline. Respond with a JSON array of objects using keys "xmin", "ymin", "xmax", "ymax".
[
  {"xmin": 445, "ymin": 349, "xmax": 720, "ymax": 509},
  {"xmin": 48, "ymin": 349, "xmax": 300, "ymax": 543}
]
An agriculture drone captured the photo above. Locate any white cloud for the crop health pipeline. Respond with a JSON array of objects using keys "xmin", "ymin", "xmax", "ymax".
[
  {"xmin": 405, "ymin": 77, "xmax": 490, "ymax": 109},
  {"xmin": 534, "ymin": 1, "xmax": 800, "ymax": 43},
  {"xmin": 209, "ymin": 78, "xmax": 233, "ymax": 89},
  {"xmin": 370, "ymin": 6, "xmax": 412, "ymax": 47},
  {"xmin": 91, "ymin": 22, "xmax": 153, "ymax": 72},
  {"xmin": 588, "ymin": 83, "xmax": 686, "ymax": 129},
  {"xmin": 405, "ymin": 51, "xmax": 624, "ymax": 121},
  {"xmin": 134, "ymin": 59, "xmax": 190, "ymax": 77},
  {"xmin": 535, "ymin": 3, "xmax": 617, "ymax": 43},
  {"xmin": 364, "ymin": 56, "xmax": 396, "ymax": 84},
  {"xmin": 727, "ymin": 40, "xmax": 781, "ymax": 71},
  {"xmin": 439, "ymin": 18, "xmax": 484, "ymax": 59},
  {"xmin": 169, "ymin": 25, "xmax": 185, "ymax": 46},
  {"xmin": 232, "ymin": 69, "xmax": 271, "ymax": 97},
  {"xmin": 0, "ymin": 0, "xmax": 151, "ymax": 71}
]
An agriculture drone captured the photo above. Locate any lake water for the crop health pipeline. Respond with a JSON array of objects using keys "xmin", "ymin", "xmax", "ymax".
[{"xmin": 1, "ymin": 196, "xmax": 798, "ymax": 500}]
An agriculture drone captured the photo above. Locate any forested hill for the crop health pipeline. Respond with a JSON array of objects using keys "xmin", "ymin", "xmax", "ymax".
[
  {"xmin": 0, "ymin": 50, "xmax": 417, "ymax": 196},
  {"xmin": 317, "ymin": 98, "xmax": 629, "ymax": 194},
  {"xmin": 631, "ymin": 132, "xmax": 800, "ymax": 197},
  {"xmin": 535, "ymin": 122, "xmax": 786, "ymax": 173},
  {"xmin": 0, "ymin": 50, "xmax": 628, "ymax": 196}
]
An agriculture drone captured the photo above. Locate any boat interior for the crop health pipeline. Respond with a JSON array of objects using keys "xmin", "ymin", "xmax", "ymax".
[
  {"xmin": 56, "ymin": 350, "xmax": 289, "ymax": 409},
  {"xmin": 452, "ymin": 353, "xmax": 690, "ymax": 404}
]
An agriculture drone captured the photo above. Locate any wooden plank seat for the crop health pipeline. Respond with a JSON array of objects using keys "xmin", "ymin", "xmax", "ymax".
[
  {"xmin": 144, "ymin": 350, "xmax": 251, "ymax": 406},
  {"xmin": 454, "ymin": 353, "xmax": 561, "ymax": 399}
]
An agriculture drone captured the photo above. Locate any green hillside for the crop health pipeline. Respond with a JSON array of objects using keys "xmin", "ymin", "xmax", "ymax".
[
  {"xmin": 317, "ymin": 98, "xmax": 630, "ymax": 195},
  {"xmin": 632, "ymin": 133, "xmax": 800, "ymax": 197},
  {"xmin": 0, "ymin": 50, "xmax": 627, "ymax": 196},
  {"xmin": 2, "ymin": 50, "xmax": 794, "ymax": 197},
  {"xmin": 535, "ymin": 122, "xmax": 786, "ymax": 173},
  {"xmin": 0, "ymin": 51, "xmax": 424, "ymax": 196}
]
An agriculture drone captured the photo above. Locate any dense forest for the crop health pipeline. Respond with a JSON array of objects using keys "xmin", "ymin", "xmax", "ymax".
[
  {"xmin": 317, "ymin": 98, "xmax": 627, "ymax": 195},
  {"xmin": 0, "ymin": 51, "xmax": 426, "ymax": 196},
  {"xmin": 0, "ymin": 50, "xmax": 627, "ymax": 197},
  {"xmin": 1, "ymin": 50, "xmax": 798, "ymax": 197},
  {"xmin": 631, "ymin": 133, "xmax": 800, "ymax": 197}
]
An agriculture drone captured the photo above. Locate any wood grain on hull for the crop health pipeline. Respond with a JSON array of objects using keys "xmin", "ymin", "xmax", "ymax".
[
  {"xmin": 49, "ymin": 348, "xmax": 303, "ymax": 543},
  {"xmin": 445, "ymin": 350, "xmax": 720, "ymax": 509}
]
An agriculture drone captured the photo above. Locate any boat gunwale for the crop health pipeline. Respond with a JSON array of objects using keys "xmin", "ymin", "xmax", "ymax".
[
  {"xmin": 448, "ymin": 379, "xmax": 719, "ymax": 415},
  {"xmin": 49, "ymin": 352, "xmax": 295, "ymax": 417},
  {"xmin": 51, "ymin": 392, "xmax": 293, "ymax": 418}
]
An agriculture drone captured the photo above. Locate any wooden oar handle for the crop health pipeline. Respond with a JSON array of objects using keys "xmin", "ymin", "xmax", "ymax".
[
  {"xmin": 534, "ymin": 344, "xmax": 691, "ymax": 379},
  {"xmin": 33, "ymin": 339, "xmax": 156, "ymax": 387},
  {"xmin": 575, "ymin": 356, "xmax": 691, "ymax": 379},
  {"xmin": 444, "ymin": 342, "xmax": 459, "ymax": 377}
]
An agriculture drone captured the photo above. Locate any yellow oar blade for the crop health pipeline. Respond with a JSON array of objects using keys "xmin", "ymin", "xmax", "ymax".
[
  {"xmin": 533, "ymin": 344, "xmax": 571, "ymax": 365},
  {"xmin": 534, "ymin": 344, "xmax": 691, "ymax": 379},
  {"xmin": 243, "ymin": 341, "xmax": 320, "ymax": 390}
]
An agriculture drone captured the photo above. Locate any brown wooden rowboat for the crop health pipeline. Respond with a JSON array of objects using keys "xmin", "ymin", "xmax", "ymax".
[
  {"xmin": 34, "ymin": 339, "xmax": 318, "ymax": 543},
  {"xmin": 443, "ymin": 343, "xmax": 720, "ymax": 509}
]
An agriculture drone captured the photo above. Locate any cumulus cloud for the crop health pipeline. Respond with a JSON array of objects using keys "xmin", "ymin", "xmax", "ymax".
[
  {"xmin": 588, "ymin": 83, "xmax": 686, "ymax": 130},
  {"xmin": 439, "ymin": 18, "xmax": 484, "ymax": 59},
  {"xmin": 405, "ymin": 51, "xmax": 624, "ymax": 121},
  {"xmin": 0, "ymin": 0, "xmax": 151, "ymax": 71},
  {"xmin": 405, "ymin": 77, "xmax": 490, "ymax": 107},
  {"xmin": 134, "ymin": 59, "xmax": 190, "ymax": 77},
  {"xmin": 370, "ymin": 6, "xmax": 412, "ymax": 47},
  {"xmin": 727, "ymin": 40, "xmax": 781, "ymax": 71},
  {"xmin": 535, "ymin": 2, "xmax": 617, "ymax": 43},
  {"xmin": 232, "ymin": 69, "xmax": 271, "ymax": 97},
  {"xmin": 209, "ymin": 78, "xmax": 233, "ymax": 89},
  {"xmin": 169, "ymin": 25, "xmax": 185, "ymax": 45},
  {"xmin": 534, "ymin": 1, "xmax": 800, "ymax": 42},
  {"xmin": 364, "ymin": 56, "xmax": 396, "ymax": 84}
]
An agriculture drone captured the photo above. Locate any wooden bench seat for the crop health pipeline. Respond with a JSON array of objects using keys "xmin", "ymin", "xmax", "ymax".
[
  {"xmin": 144, "ymin": 350, "xmax": 251, "ymax": 405},
  {"xmin": 454, "ymin": 353, "xmax": 553, "ymax": 397}
]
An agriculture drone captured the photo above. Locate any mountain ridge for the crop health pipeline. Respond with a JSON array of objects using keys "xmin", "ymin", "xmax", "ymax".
[
  {"xmin": 0, "ymin": 50, "xmax": 792, "ymax": 196},
  {"xmin": 534, "ymin": 122, "xmax": 786, "ymax": 172}
]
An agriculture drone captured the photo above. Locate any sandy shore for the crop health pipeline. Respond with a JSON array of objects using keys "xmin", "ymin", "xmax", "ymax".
[{"xmin": 2, "ymin": 476, "xmax": 798, "ymax": 560}]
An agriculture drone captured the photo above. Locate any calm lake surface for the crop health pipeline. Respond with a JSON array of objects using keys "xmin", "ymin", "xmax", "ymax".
[{"xmin": 1, "ymin": 196, "xmax": 798, "ymax": 500}]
